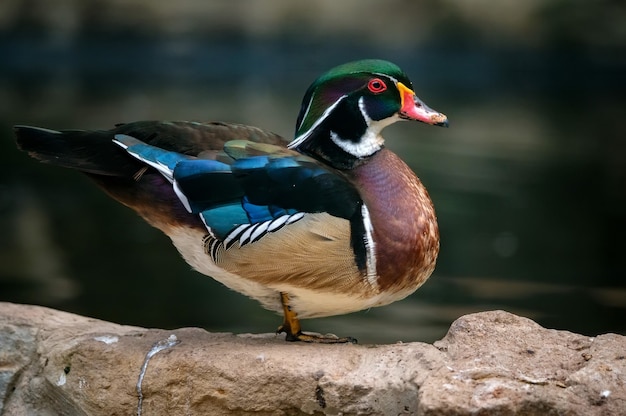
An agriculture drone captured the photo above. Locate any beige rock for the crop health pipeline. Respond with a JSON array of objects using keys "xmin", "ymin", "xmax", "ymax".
[{"xmin": 0, "ymin": 302, "xmax": 623, "ymax": 415}]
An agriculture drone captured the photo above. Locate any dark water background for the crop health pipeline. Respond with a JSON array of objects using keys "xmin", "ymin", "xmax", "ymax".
[{"xmin": 1, "ymin": 2, "xmax": 625, "ymax": 343}]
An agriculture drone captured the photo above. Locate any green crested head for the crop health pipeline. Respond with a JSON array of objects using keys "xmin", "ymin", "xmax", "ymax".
[
  {"xmin": 293, "ymin": 60, "xmax": 411, "ymax": 141},
  {"xmin": 289, "ymin": 59, "xmax": 448, "ymax": 168},
  {"xmin": 312, "ymin": 59, "xmax": 408, "ymax": 90}
]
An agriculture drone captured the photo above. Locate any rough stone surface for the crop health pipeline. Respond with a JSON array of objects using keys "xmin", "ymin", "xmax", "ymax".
[{"xmin": 0, "ymin": 302, "xmax": 624, "ymax": 415}]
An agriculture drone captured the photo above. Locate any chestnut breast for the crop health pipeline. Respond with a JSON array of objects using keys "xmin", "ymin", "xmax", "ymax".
[{"xmin": 347, "ymin": 148, "xmax": 439, "ymax": 291}]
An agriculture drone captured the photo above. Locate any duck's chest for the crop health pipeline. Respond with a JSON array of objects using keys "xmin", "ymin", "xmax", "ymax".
[{"xmin": 348, "ymin": 149, "xmax": 439, "ymax": 291}]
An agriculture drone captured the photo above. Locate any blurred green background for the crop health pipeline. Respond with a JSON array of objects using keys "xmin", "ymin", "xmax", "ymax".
[{"xmin": 1, "ymin": 0, "xmax": 625, "ymax": 343}]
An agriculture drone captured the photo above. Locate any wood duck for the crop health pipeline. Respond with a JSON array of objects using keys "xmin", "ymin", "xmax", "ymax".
[{"xmin": 15, "ymin": 59, "xmax": 448, "ymax": 343}]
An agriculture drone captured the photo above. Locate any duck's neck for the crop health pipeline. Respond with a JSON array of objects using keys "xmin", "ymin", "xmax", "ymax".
[
  {"xmin": 347, "ymin": 148, "xmax": 439, "ymax": 291},
  {"xmin": 293, "ymin": 101, "xmax": 384, "ymax": 170},
  {"xmin": 295, "ymin": 130, "xmax": 370, "ymax": 170}
]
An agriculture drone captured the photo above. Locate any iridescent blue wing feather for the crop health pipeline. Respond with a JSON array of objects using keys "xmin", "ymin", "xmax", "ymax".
[{"xmin": 113, "ymin": 134, "xmax": 362, "ymax": 243}]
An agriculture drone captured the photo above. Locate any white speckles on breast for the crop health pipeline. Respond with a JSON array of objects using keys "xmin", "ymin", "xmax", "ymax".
[{"xmin": 349, "ymin": 148, "xmax": 439, "ymax": 292}]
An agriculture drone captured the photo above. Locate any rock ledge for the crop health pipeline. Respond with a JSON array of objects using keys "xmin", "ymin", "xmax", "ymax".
[{"xmin": 0, "ymin": 302, "xmax": 624, "ymax": 415}]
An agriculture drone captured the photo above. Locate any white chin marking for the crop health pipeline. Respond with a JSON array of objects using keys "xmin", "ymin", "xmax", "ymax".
[
  {"xmin": 328, "ymin": 97, "xmax": 401, "ymax": 158},
  {"xmin": 329, "ymin": 130, "xmax": 384, "ymax": 158}
]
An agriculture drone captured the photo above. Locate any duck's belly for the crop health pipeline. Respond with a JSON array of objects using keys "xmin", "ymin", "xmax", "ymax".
[{"xmin": 165, "ymin": 223, "xmax": 419, "ymax": 319}]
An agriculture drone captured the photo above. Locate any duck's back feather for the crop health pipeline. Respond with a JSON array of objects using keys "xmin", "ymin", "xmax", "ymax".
[{"xmin": 14, "ymin": 121, "xmax": 288, "ymax": 177}]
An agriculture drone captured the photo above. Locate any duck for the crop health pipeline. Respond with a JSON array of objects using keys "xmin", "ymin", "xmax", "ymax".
[{"xmin": 14, "ymin": 59, "xmax": 448, "ymax": 343}]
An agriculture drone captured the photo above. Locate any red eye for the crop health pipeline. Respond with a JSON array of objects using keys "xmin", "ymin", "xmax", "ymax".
[{"xmin": 367, "ymin": 78, "xmax": 387, "ymax": 94}]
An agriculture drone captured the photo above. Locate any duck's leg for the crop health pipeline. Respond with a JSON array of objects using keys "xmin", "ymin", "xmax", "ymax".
[{"xmin": 276, "ymin": 292, "xmax": 357, "ymax": 344}]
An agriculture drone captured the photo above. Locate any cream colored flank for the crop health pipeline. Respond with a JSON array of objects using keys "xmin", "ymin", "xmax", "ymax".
[{"xmin": 165, "ymin": 212, "xmax": 418, "ymax": 319}]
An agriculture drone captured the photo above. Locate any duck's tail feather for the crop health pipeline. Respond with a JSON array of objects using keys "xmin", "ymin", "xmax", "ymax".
[{"xmin": 14, "ymin": 125, "xmax": 139, "ymax": 177}]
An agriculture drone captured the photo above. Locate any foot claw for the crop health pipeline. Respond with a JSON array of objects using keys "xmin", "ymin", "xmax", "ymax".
[{"xmin": 277, "ymin": 326, "xmax": 357, "ymax": 344}]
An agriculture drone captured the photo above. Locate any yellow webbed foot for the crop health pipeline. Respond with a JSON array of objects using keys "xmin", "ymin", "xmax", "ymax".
[{"xmin": 277, "ymin": 292, "xmax": 357, "ymax": 344}]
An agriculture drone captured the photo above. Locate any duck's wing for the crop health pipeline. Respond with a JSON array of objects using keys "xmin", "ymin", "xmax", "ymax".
[{"xmin": 114, "ymin": 134, "xmax": 370, "ymax": 273}]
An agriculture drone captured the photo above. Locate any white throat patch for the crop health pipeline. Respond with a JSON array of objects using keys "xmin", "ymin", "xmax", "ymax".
[
  {"xmin": 329, "ymin": 130, "xmax": 383, "ymax": 158},
  {"xmin": 329, "ymin": 96, "xmax": 400, "ymax": 158}
]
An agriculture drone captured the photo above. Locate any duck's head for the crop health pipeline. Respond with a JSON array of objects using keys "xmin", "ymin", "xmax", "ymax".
[{"xmin": 289, "ymin": 59, "xmax": 448, "ymax": 169}]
